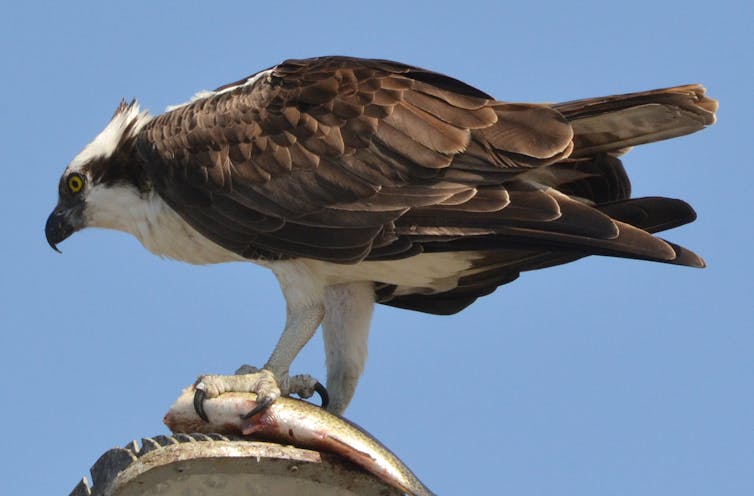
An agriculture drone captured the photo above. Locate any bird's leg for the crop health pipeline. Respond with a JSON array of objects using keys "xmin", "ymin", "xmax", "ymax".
[
  {"xmin": 262, "ymin": 300, "xmax": 327, "ymax": 399},
  {"xmin": 322, "ymin": 281, "xmax": 375, "ymax": 415},
  {"xmin": 193, "ymin": 302, "xmax": 325, "ymax": 421},
  {"xmin": 194, "ymin": 261, "xmax": 327, "ymax": 422}
]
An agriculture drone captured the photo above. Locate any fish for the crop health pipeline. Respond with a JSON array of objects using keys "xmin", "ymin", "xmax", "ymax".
[{"xmin": 164, "ymin": 387, "xmax": 436, "ymax": 496}]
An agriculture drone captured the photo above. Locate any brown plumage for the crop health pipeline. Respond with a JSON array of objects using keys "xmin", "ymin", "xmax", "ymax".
[{"xmin": 134, "ymin": 56, "xmax": 716, "ymax": 314}]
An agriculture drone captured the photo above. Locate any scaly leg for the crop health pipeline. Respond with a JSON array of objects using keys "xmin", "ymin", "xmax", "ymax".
[
  {"xmin": 323, "ymin": 281, "xmax": 375, "ymax": 415},
  {"xmin": 194, "ymin": 261, "xmax": 327, "ymax": 421}
]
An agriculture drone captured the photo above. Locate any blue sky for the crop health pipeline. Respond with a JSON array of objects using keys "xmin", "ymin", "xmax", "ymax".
[{"xmin": 1, "ymin": 1, "xmax": 752, "ymax": 494}]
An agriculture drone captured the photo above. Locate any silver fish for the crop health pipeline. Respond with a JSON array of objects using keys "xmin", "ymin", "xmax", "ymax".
[{"xmin": 164, "ymin": 388, "xmax": 436, "ymax": 496}]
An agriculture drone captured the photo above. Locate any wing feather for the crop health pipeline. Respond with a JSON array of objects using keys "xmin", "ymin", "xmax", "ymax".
[{"xmin": 136, "ymin": 56, "xmax": 713, "ymax": 272}]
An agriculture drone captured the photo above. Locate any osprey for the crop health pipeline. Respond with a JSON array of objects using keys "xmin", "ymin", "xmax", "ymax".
[{"xmin": 46, "ymin": 56, "xmax": 717, "ymax": 419}]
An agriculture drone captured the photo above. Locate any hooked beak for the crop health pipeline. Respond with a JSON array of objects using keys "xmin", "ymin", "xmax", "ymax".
[{"xmin": 45, "ymin": 205, "xmax": 83, "ymax": 253}]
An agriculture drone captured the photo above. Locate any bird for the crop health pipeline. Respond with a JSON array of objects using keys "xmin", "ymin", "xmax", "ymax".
[{"xmin": 45, "ymin": 56, "xmax": 717, "ymax": 418}]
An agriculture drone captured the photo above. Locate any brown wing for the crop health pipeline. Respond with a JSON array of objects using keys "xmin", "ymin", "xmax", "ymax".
[
  {"xmin": 136, "ymin": 56, "xmax": 575, "ymax": 262},
  {"xmin": 135, "ymin": 56, "xmax": 715, "ymax": 273}
]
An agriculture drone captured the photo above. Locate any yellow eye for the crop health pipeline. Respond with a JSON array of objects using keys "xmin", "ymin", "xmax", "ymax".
[{"xmin": 67, "ymin": 174, "xmax": 84, "ymax": 193}]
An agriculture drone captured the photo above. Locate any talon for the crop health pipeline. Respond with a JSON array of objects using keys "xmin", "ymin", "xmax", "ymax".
[
  {"xmin": 314, "ymin": 382, "xmax": 329, "ymax": 410},
  {"xmin": 193, "ymin": 388, "xmax": 209, "ymax": 422},
  {"xmin": 242, "ymin": 395, "xmax": 274, "ymax": 420}
]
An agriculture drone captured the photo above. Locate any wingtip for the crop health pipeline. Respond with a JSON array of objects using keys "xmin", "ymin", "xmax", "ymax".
[{"xmin": 663, "ymin": 239, "xmax": 706, "ymax": 268}]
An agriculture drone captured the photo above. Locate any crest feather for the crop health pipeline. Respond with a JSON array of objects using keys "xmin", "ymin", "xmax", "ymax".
[{"xmin": 67, "ymin": 99, "xmax": 152, "ymax": 173}]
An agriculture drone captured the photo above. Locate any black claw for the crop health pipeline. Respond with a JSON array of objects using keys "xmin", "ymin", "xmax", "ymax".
[
  {"xmin": 240, "ymin": 381, "xmax": 329, "ymax": 421},
  {"xmin": 314, "ymin": 382, "xmax": 329, "ymax": 410},
  {"xmin": 242, "ymin": 395, "xmax": 274, "ymax": 420},
  {"xmin": 193, "ymin": 389, "xmax": 209, "ymax": 422}
]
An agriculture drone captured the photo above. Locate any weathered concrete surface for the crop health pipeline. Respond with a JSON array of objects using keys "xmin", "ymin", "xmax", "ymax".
[{"xmin": 69, "ymin": 433, "xmax": 402, "ymax": 496}]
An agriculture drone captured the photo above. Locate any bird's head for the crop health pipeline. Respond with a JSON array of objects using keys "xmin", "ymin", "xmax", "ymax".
[{"xmin": 45, "ymin": 100, "xmax": 152, "ymax": 252}]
